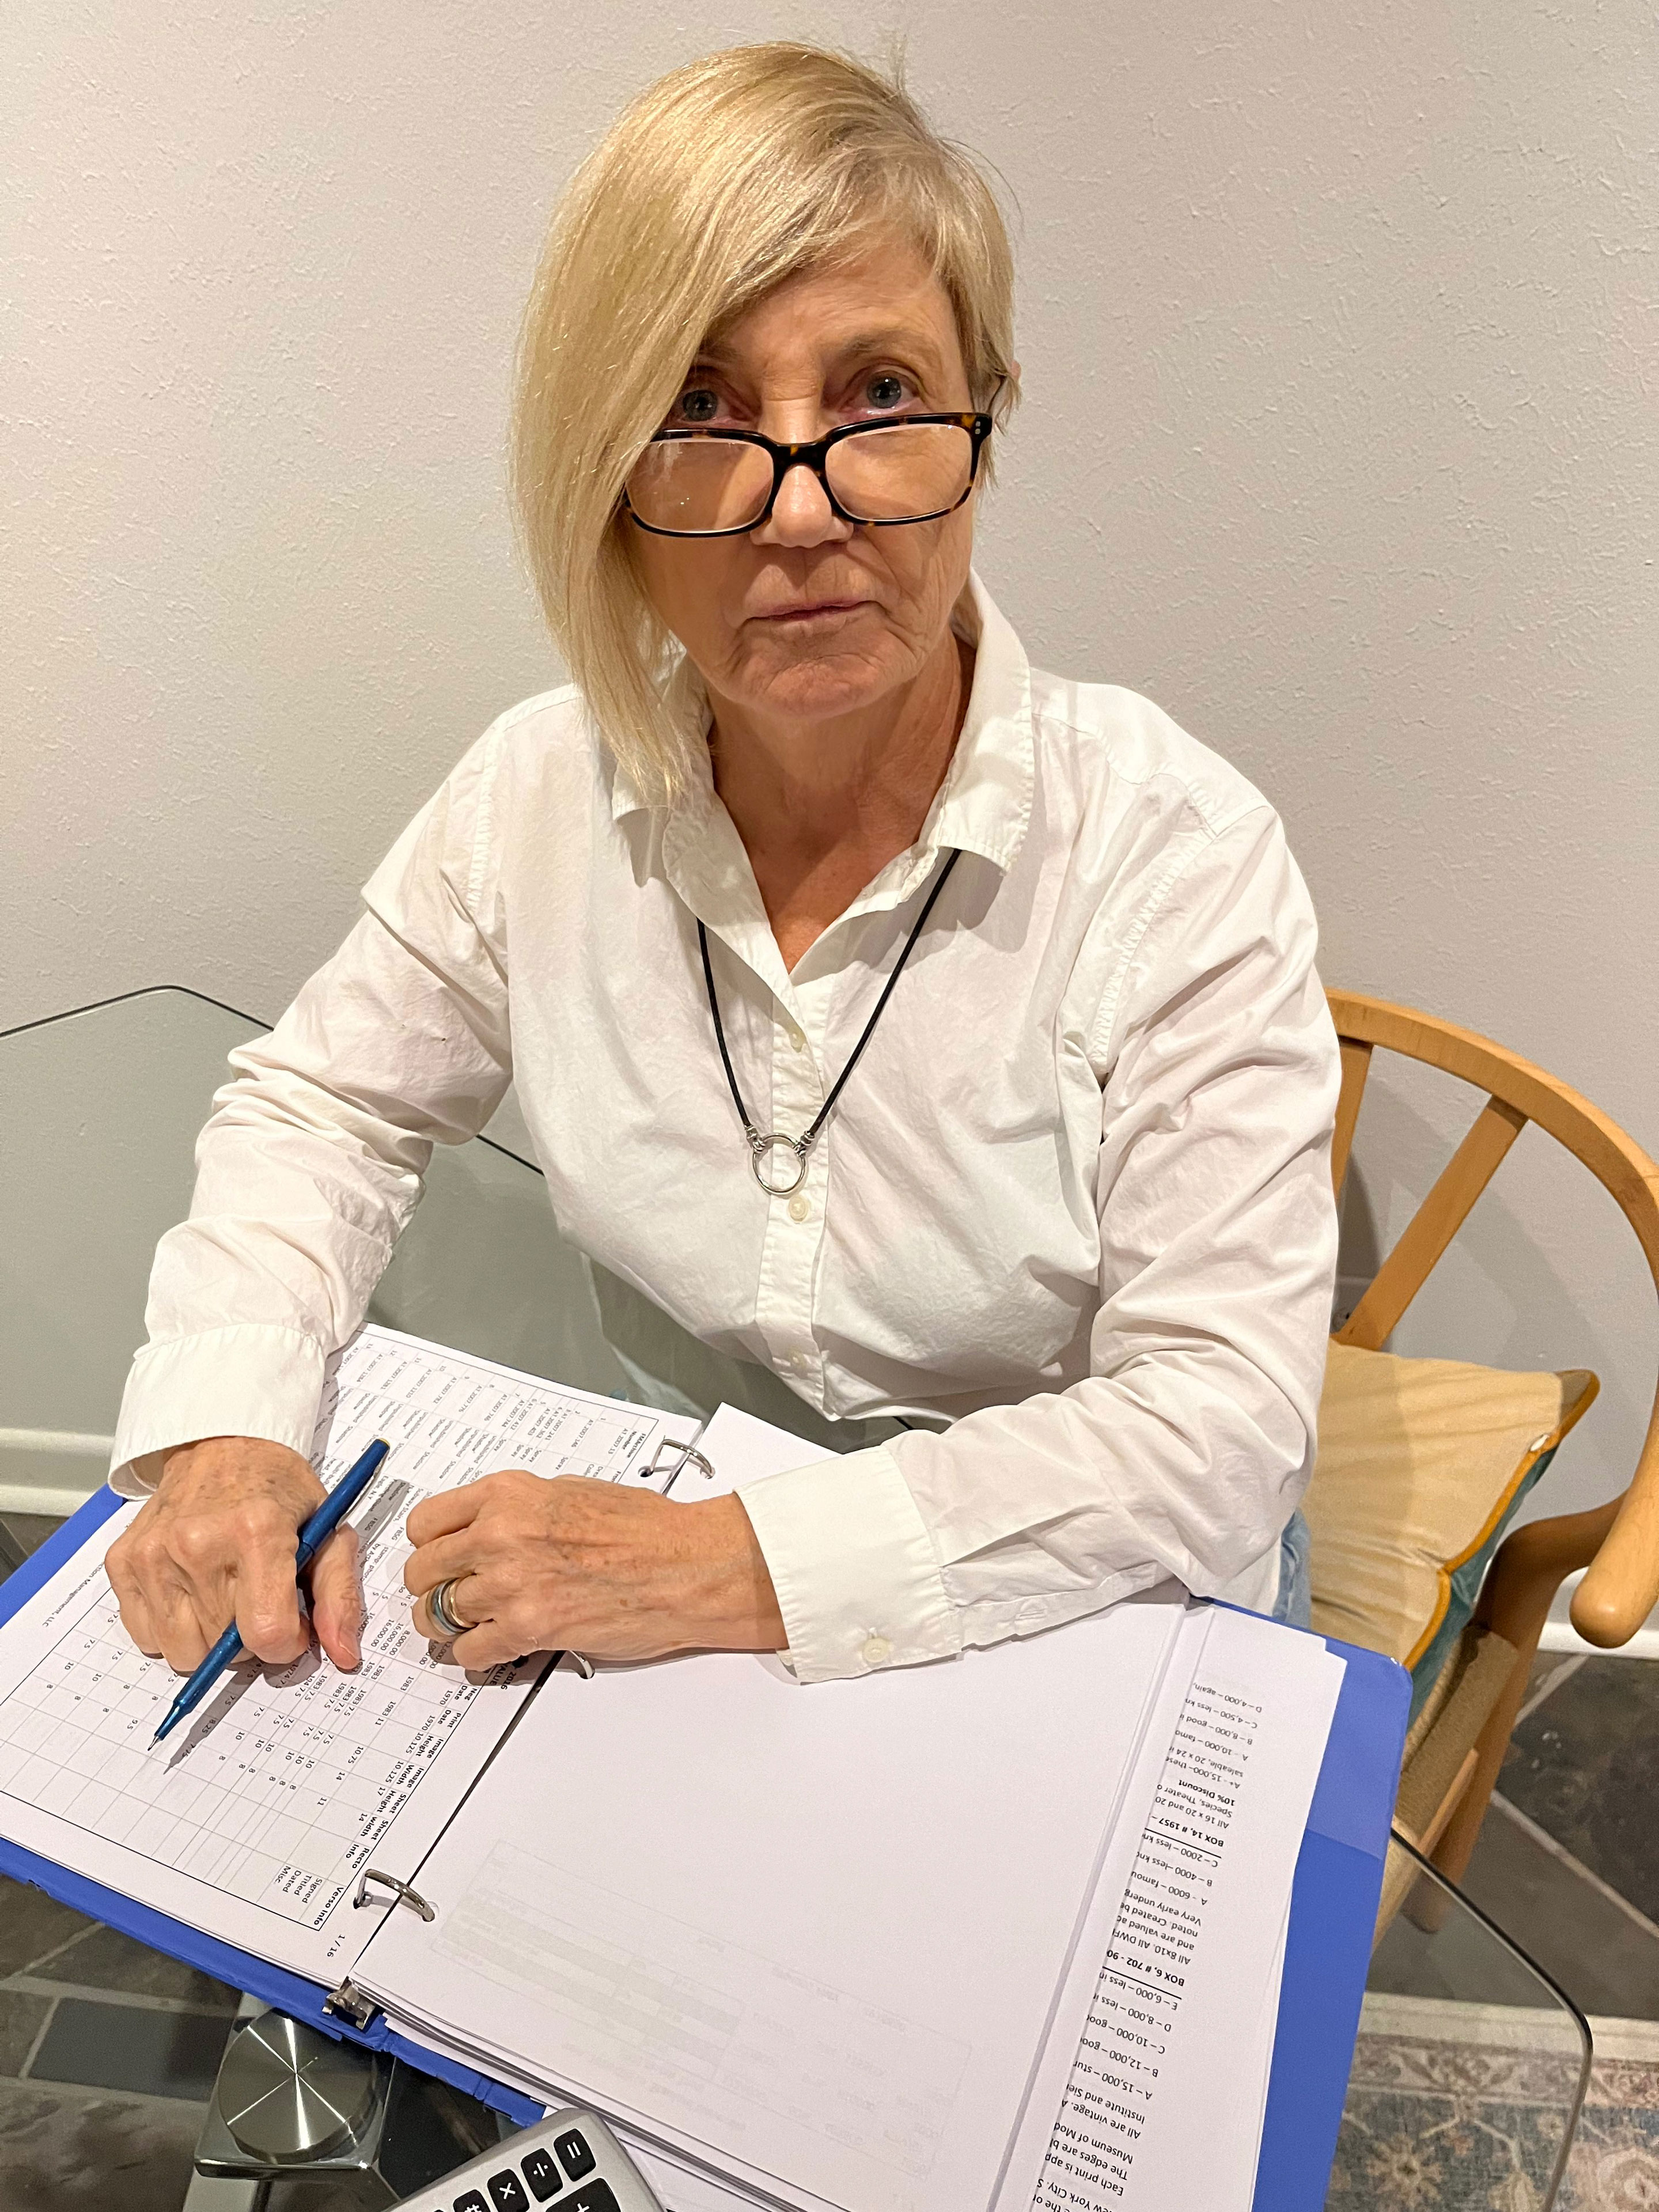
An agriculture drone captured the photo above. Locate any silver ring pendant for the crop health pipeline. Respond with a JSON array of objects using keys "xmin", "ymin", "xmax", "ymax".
[{"xmin": 749, "ymin": 1134, "xmax": 808, "ymax": 1196}]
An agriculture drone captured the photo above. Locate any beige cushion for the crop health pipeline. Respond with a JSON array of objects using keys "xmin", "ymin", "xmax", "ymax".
[{"xmin": 1305, "ymin": 1340, "xmax": 1593, "ymax": 1671}]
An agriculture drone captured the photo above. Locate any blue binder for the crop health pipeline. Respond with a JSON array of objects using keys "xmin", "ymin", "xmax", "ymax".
[
  {"xmin": 0, "ymin": 1486, "xmax": 1408, "ymax": 2198},
  {"xmin": 0, "ymin": 1485, "xmax": 544, "ymax": 2126},
  {"xmin": 1253, "ymin": 1613, "xmax": 1410, "ymax": 2209}
]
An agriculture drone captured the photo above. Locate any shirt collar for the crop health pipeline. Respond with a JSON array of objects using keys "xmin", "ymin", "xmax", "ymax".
[{"xmin": 609, "ymin": 567, "xmax": 1035, "ymax": 895}]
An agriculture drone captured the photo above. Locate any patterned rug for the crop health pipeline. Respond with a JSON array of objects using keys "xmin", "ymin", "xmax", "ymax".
[{"xmin": 1325, "ymin": 1997, "xmax": 1659, "ymax": 2210}]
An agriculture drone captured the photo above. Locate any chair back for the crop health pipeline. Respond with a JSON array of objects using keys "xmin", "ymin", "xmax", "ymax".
[{"xmin": 1327, "ymin": 991, "xmax": 1659, "ymax": 1647}]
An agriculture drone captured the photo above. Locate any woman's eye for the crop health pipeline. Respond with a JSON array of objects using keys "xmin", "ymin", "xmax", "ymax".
[
  {"xmin": 863, "ymin": 373, "xmax": 911, "ymax": 411},
  {"xmin": 676, "ymin": 386, "xmax": 723, "ymax": 424}
]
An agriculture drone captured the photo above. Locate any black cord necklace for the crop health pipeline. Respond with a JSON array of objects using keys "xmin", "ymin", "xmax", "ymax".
[{"xmin": 698, "ymin": 847, "xmax": 963, "ymax": 1196}]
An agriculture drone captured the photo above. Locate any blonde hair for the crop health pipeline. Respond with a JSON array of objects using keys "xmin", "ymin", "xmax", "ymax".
[{"xmin": 509, "ymin": 43, "xmax": 1020, "ymax": 802}]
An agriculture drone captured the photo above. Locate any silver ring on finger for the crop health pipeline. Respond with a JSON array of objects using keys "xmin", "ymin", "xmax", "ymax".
[{"xmin": 427, "ymin": 1577, "xmax": 475, "ymax": 1641}]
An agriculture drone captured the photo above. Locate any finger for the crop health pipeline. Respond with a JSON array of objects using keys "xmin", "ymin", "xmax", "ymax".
[
  {"xmin": 403, "ymin": 1527, "xmax": 487, "ymax": 1599},
  {"xmin": 308, "ymin": 1526, "xmax": 363, "ymax": 1670},
  {"xmin": 111, "ymin": 1577, "xmax": 164, "ymax": 1660},
  {"xmin": 232, "ymin": 1529, "xmax": 309, "ymax": 1667},
  {"xmin": 411, "ymin": 1571, "xmax": 491, "ymax": 1643},
  {"xmin": 449, "ymin": 1617, "xmax": 535, "ymax": 1671},
  {"xmin": 106, "ymin": 1546, "xmax": 164, "ymax": 1659},
  {"xmin": 157, "ymin": 1586, "xmax": 213, "ymax": 1675},
  {"xmin": 405, "ymin": 1482, "xmax": 490, "ymax": 1548}
]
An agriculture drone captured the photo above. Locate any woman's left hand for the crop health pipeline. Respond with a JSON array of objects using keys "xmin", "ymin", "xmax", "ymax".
[{"xmin": 402, "ymin": 1469, "xmax": 786, "ymax": 1667}]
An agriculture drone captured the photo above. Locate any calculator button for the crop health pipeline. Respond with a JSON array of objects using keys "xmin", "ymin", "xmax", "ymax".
[
  {"xmin": 520, "ymin": 2145, "xmax": 564, "ymax": 2199},
  {"xmin": 554, "ymin": 2131, "xmax": 596, "ymax": 2180},
  {"xmin": 487, "ymin": 2173, "xmax": 529, "ymax": 2212},
  {"xmin": 567, "ymin": 2185, "xmax": 619, "ymax": 2212},
  {"xmin": 454, "ymin": 2194, "xmax": 488, "ymax": 2212}
]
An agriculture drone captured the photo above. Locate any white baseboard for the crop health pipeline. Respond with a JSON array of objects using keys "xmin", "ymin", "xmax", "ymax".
[
  {"xmin": 0, "ymin": 1428, "xmax": 111, "ymax": 1519},
  {"xmin": 1360, "ymin": 1989, "xmax": 1659, "ymax": 2061},
  {"xmin": 1358, "ymin": 1990, "xmax": 1577, "ymax": 2045}
]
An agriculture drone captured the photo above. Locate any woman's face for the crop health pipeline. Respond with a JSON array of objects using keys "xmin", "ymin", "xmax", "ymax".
[{"xmin": 627, "ymin": 234, "xmax": 979, "ymax": 735}]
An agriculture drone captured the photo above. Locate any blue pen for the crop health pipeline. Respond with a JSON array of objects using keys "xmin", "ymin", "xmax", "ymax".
[{"xmin": 151, "ymin": 1437, "xmax": 391, "ymax": 1745}]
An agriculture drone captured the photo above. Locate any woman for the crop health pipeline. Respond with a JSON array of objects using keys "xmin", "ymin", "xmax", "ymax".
[{"xmin": 106, "ymin": 44, "xmax": 1339, "ymax": 1688}]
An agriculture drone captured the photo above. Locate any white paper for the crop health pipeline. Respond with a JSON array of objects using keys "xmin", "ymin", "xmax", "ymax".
[
  {"xmin": 0, "ymin": 1325, "xmax": 692, "ymax": 1984},
  {"xmin": 356, "ymin": 2004, "xmax": 778, "ymax": 2211},
  {"xmin": 689, "ymin": 1403, "xmax": 834, "ymax": 1495},
  {"xmin": 316, "ymin": 1325, "xmax": 692, "ymax": 1497},
  {"xmin": 988, "ymin": 1605, "xmax": 1214, "ymax": 2212},
  {"xmin": 1239, "ymin": 1901, "xmax": 1293, "ymax": 2202},
  {"xmin": 355, "ymin": 1596, "xmax": 1188, "ymax": 2212},
  {"xmin": 624, "ymin": 2140, "xmax": 779, "ymax": 2212},
  {"xmin": 1012, "ymin": 1609, "xmax": 1343, "ymax": 2211}
]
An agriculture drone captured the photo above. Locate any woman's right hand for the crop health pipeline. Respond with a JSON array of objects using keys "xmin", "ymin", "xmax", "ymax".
[{"xmin": 105, "ymin": 1435, "xmax": 362, "ymax": 1675}]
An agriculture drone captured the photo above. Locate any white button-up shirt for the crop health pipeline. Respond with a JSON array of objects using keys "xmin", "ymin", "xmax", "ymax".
[{"xmin": 111, "ymin": 573, "xmax": 1340, "ymax": 1684}]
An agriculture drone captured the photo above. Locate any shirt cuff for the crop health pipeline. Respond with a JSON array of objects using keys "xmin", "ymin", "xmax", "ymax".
[
  {"xmin": 737, "ymin": 1444, "xmax": 961, "ymax": 1685},
  {"xmin": 109, "ymin": 1324, "xmax": 328, "ymax": 1497}
]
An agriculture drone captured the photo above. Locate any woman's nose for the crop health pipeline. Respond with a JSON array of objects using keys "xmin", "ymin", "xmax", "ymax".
[{"xmin": 753, "ymin": 462, "xmax": 853, "ymax": 548}]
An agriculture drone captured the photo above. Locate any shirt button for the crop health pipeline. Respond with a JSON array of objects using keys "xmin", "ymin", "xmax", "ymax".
[
  {"xmin": 787, "ymin": 1193, "xmax": 810, "ymax": 1224},
  {"xmin": 861, "ymin": 1634, "xmax": 893, "ymax": 1667},
  {"xmin": 787, "ymin": 1026, "xmax": 806, "ymax": 1052}
]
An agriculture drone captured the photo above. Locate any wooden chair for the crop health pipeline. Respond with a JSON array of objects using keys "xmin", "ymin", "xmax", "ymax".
[{"xmin": 1321, "ymin": 992, "xmax": 1659, "ymax": 1925}]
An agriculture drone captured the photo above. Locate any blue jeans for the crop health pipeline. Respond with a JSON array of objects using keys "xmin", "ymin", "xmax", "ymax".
[{"xmin": 1272, "ymin": 1508, "xmax": 1313, "ymax": 1629}]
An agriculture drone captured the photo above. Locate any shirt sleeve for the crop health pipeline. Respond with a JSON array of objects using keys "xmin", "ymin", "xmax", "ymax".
[
  {"xmin": 109, "ymin": 731, "xmax": 513, "ymax": 1493},
  {"xmin": 737, "ymin": 804, "xmax": 1340, "ymax": 1683}
]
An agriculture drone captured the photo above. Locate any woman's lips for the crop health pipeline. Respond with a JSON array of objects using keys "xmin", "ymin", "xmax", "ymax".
[{"xmin": 753, "ymin": 599, "xmax": 868, "ymax": 623}]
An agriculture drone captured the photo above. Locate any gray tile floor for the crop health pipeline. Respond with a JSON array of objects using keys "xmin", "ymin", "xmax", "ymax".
[
  {"xmin": 1500, "ymin": 1652, "xmax": 1659, "ymax": 1922},
  {"xmin": 0, "ymin": 1872, "xmax": 241, "ymax": 2209},
  {"xmin": 1459, "ymin": 1652, "xmax": 1659, "ymax": 2022},
  {"xmin": 3, "ymin": 1512, "xmax": 1658, "ymax": 2204}
]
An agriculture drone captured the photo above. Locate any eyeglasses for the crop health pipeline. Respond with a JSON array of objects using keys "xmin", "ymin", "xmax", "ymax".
[{"xmin": 623, "ymin": 411, "xmax": 996, "ymax": 537}]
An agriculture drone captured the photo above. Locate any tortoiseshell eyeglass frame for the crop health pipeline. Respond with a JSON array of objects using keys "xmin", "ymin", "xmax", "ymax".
[{"xmin": 622, "ymin": 410, "xmax": 997, "ymax": 537}]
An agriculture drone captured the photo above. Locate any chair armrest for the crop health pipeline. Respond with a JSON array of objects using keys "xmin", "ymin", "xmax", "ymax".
[
  {"xmin": 1480, "ymin": 1502, "xmax": 1618, "ymax": 1650},
  {"xmin": 1573, "ymin": 1434, "xmax": 1659, "ymax": 1645}
]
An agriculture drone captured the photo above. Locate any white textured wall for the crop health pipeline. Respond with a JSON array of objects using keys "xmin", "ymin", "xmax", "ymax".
[{"xmin": 5, "ymin": 4, "xmax": 1656, "ymax": 1520}]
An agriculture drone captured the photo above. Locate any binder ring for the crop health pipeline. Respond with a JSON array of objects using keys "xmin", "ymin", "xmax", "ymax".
[
  {"xmin": 644, "ymin": 1441, "xmax": 715, "ymax": 1495},
  {"xmin": 353, "ymin": 1867, "xmax": 435, "ymax": 1921}
]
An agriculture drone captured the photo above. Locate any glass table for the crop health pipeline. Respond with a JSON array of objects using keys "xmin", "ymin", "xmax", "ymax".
[
  {"xmin": 1333, "ymin": 1838, "xmax": 1591, "ymax": 2209},
  {"xmin": 0, "ymin": 989, "xmax": 1594, "ymax": 2209}
]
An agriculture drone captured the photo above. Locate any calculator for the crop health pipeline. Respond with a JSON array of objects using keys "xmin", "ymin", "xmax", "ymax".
[{"xmin": 388, "ymin": 2104, "xmax": 664, "ymax": 2212}]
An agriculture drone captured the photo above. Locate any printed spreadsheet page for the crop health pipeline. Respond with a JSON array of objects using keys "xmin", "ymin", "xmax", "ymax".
[{"xmin": 0, "ymin": 1325, "xmax": 693, "ymax": 1986}]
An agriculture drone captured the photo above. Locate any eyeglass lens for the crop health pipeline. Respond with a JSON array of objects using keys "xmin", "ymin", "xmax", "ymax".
[{"xmin": 627, "ymin": 422, "xmax": 975, "ymax": 534}]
